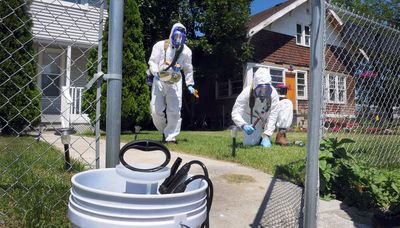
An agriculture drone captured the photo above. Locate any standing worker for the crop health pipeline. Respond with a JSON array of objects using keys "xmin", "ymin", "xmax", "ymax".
[
  {"xmin": 231, "ymin": 68, "xmax": 279, "ymax": 148},
  {"xmin": 272, "ymin": 84, "xmax": 293, "ymax": 146},
  {"xmin": 148, "ymin": 23, "xmax": 197, "ymax": 144}
]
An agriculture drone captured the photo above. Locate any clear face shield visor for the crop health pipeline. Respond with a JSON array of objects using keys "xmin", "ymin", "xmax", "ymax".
[
  {"xmin": 171, "ymin": 28, "xmax": 186, "ymax": 48},
  {"xmin": 254, "ymin": 84, "xmax": 272, "ymax": 102}
]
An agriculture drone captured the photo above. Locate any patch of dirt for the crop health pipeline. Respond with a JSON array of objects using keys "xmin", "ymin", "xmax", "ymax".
[{"xmin": 220, "ymin": 173, "xmax": 256, "ymax": 184}]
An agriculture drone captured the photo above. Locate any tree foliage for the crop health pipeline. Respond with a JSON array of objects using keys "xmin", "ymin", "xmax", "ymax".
[
  {"xmin": 139, "ymin": 0, "xmax": 253, "ymax": 81},
  {"xmin": 83, "ymin": 0, "xmax": 149, "ymax": 131},
  {"xmin": 0, "ymin": 0, "xmax": 41, "ymax": 134},
  {"xmin": 197, "ymin": 0, "xmax": 253, "ymax": 80},
  {"xmin": 331, "ymin": 0, "xmax": 400, "ymax": 27},
  {"xmin": 138, "ymin": 0, "xmax": 182, "ymax": 60}
]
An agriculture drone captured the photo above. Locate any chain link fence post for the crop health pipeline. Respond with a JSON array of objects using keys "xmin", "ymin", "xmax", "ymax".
[
  {"xmin": 105, "ymin": 0, "xmax": 124, "ymax": 168},
  {"xmin": 95, "ymin": 1, "xmax": 105, "ymax": 169},
  {"xmin": 304, "ymin": 0, "xmax": 325, "ymax": 227}
]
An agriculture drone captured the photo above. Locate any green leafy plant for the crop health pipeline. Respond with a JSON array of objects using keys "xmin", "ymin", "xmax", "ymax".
[
  {"xmin": 319, "ymin": 138, "xmax": 355, "ymax": 199},
  {"xmin": 368, "ymin": 170, "xmax": 400, "ymax": 213}
]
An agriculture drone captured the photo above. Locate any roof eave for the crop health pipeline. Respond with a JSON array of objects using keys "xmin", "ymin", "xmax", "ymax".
[{"xmin": 248, "ymin": 0, "xmax": 308, "ymax": 38}]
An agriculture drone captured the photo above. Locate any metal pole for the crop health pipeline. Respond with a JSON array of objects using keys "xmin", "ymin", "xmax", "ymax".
[
  {"xmin": 304, "ymin": 0, "xmax": 324, "ymax": 227},
  {"xmin": 232, "ymin": 137, "xmax": 236, "ymax": 157},
  {"xmin": 106, "ymin": 0, "xmax": 124, "ymax": 168},
  {"xmin": 64, "ymin": 144, "xmax": 71, "ymax": 171},
  {"xmin": 95, "ymin": 0, "xmax": 105, "ymax": 169}
]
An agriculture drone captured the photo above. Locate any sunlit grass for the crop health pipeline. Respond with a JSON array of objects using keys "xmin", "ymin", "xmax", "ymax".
[
  {"xmin": 120, "ymin": 130, "xmax": 308, "ymax": 174},
  {"xmin": 0, "ymin": 136, "xmax": 85, "ymax": 227}
]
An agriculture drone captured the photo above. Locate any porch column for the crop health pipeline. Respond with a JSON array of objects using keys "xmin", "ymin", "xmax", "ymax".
[
  {"xmin": 61, "ymin": 46, "xmax": 72, "ymax": 128},
  {"xmin": 66, "ymin": 46, "xmax": 71, "ymax": 87}
]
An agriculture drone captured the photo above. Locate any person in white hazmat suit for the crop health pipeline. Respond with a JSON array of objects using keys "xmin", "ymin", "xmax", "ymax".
[
  {"xmin": 273, "ymin": 84, "xmax": 293, "ymax": 146},
  {"xmin": 148, "ymin": 23, "xmax": 196, "ymax": 143},
  {"xmin": 231, "ymin": 68, "xmax": 280, "ymax": 147}
]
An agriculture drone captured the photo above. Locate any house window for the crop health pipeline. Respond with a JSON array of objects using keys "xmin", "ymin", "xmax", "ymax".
[
  {"xmin": 325, "ymin": 75, "xmax": 347, "ymax": 103},
  {"xmin": 296, "ymin": 24, "xmax": 311, "ymax": 47},
  {"xmin": 270, "ymin": 68, "xmax": 284, "ymax": 87},
  {"xmin": 296, "ymin": 71, "xmax": 307, "ymax": 100},
  {"xmin": 216, "ymin": 80, "xmax": 243, "ymax": 99},
  {"xmin": 231, "ymin": 80, "xmax": 243, "ymax": 95},
  {"xmin": 296, "ymin": 24, "xmax": 302, "ymax": 44},
  {"xmin": 304, "ymin": 25, "xmax": 310, "ymax": 46},
  {"xmin": 41, "ymin": 52, "xmax": 62, "ymax": 97}
]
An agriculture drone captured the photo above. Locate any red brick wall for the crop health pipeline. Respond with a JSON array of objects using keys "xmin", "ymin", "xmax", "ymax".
[{"xmin": 251, "ymin": 30, "xmax": 310, "ymax": 67}]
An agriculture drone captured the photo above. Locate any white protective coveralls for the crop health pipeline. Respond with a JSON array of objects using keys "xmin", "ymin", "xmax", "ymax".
[
  {"xmin": 148, "ymin": 23, "xmax": 194, "ymax": 142},
  {"xmin": 231, "ymin": 68, "xmax": 280, "ymax": 145},
  {"xmin": 275, "ymin": 98, "xmax": 293, "ymax": 129}
]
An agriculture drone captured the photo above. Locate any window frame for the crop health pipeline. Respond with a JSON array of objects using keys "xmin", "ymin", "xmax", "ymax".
[
  {"xmin": 296, "ymin": 23, "xmax": 311, "ymax": 47},
  {"xmin": 269, "ymin": 67, "xmax": 285, "ymax": 87},
  {"xmin": 304, "ymin": 25, "xmax": 310, "ymax": 46},
  {"xmin": 295, "ymin": 70, "xmax": 308, "ymax": 100},
  {"xmin": 215, "ymin": 79, "xmax": 243, "ymax": 99},
  {"xmin": 325, "ymin": 74, "xmax": 347, "ymax": 104},
  {"xmin": 38, "ymin": 47, "xmax": 65, "ymax": 97},
  {"xmin": 296, "ymin": 24, "xmax": 303, "ymax": 45}
]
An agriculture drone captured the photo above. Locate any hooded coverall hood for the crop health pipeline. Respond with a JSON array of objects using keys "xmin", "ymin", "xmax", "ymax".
[
  {"xmin": 252, "ymin": 68, "xmax": 272, "ymax": 89},
  {"xmin": 169, "ymin": 23, "xmax": 187, "ymax": 46}
]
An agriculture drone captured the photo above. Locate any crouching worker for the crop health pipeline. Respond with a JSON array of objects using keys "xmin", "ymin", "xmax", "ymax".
[
  {"xmin": 231, "ymin": 68, "xmax": 279, "ymax": 148},
  {"xmin": 272, "ymin": 84, "xmax": 293, "ymax": 146}
]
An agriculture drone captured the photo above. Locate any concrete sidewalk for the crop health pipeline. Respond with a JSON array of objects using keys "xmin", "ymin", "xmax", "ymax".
[{"xmin": 42, "ymin": 132, "xmax": 372, "ymax": 227}]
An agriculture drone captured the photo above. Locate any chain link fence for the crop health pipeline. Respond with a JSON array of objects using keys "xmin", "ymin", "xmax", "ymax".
[
  {"xmin": 323, "ymin": 3, "xmax": 400, "ymax": 169},
  {"xmin": 0, "ymin": 0, "xmax": 106, "ymax": 226}
]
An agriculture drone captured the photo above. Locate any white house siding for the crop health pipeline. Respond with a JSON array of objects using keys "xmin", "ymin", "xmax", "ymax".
[
  {"xmin": 29, "ymin": 0, "xmax": 107, "ymax": 48},
  {"xmin": 267, "ymin": 2, "xmax": 311, "ymax": 37},
  {"xmin": 265, "ymin": 1, "xmax": 341, "ymax": 47}
]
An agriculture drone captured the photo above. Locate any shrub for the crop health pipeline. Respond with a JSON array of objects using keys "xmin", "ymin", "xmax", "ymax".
[
  {"xmin": 82, "ymin": 0, "xmax": 150, "ymax": 131},
  {"xmin": 0, "ymin": 0, "xmax": 41, "ymax": 134},
  {"xmin": 277, "ymin": 137, "xmax": 400, "ymax": 214}
]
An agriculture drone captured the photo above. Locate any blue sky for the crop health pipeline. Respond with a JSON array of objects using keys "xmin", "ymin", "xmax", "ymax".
[{"xmin": 251, "ymin": 0, "xmax": 287, "ymax": 15}]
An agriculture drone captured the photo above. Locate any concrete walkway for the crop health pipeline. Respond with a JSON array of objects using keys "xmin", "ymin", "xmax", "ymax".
[{"xmin": 42, "ymin": 132, "xmax": 372, "ymax": 227}]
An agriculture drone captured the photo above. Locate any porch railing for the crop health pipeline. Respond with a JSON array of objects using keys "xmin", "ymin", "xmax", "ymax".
[{"xmin": 70, "ymin": 86, "xmax": 84, "ymax": 115}]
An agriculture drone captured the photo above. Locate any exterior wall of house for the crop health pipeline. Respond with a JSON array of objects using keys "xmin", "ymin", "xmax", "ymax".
[
  {"xmin": 34, "ymin": 43, "xmax": 89, "ymax": 116},
  {"xmin": 30, "ymin": 0, "xmax": 107, "ymax": 47},
  {"xmin": 29, "ymin": 0, "xmax": 105, "ymax": 123},
  {"xmin": 190, "ymin": 77, "xmax": 236, "ymax": 130},
  {"xmin": 263, "ymin": 1, "xmax": 342, "ymax": 47},
  {"xmin": 248, "ymin": 29, "xmax": 356, "ymax": 128},
  {"xmin": 267, "ymin": 2, "xmax": 311, "ymax": 38},
  {"xmin": 251, "ymin": 30, "xmax": 310, "ymax": 67}
]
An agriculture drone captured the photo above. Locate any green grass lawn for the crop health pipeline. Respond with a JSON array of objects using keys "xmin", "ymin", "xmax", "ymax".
[
  {"xmin": 325, "ymin": 132, "xmax": 400, "ymax": 169},
  {"xmin": 121, "ymin": 130, "xmax": 400, "ymax": 172},
  {"xmin": 121, "ymin": 130, "xmax": 308, "ymax": 175},
  {"xmin": 0, "ymin": 136, "xmax": 85, "ymax": 227}
]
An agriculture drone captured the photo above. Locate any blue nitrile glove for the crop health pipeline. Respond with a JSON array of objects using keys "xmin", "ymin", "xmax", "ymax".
[
  {"xmin": 188, "ymin": 85, "xmax": 195, "ymax": 94},
  {"xmin": 154, "ymin": 73, "xmax": 160, "ymax": 80},
  {"xmin": 260, "ymin": 137, "xmax": 272, "ymax": 148},
  {"xmin": 242, "ymin": 124, "xmax": 255, "ymax": 135}
]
